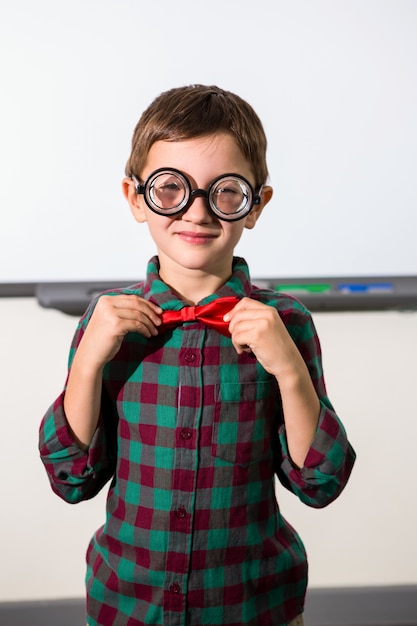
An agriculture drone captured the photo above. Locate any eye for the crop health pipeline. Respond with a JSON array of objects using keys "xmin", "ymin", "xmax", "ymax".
[
  {"xmin": 215, "ymin": 186, "xmax": 240, "ymax": 196},
  {"xmin": 213, "ymin": 182, "xmax": 246, "ymax": 212},
  {"xmin": 151, "ymin": 174, "xmax": 186, "ymax": 208},
  {"xmin": 159, "ymin": 181, "xmax": 182, "ymax": 192},
  {"xmin": 214, "ymin": 182, "xmax": 244, "ymax": 203}
]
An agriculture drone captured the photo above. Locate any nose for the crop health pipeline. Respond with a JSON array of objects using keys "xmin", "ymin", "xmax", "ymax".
[{"xmin": 181, "ymin": 191, "xmax": 214, "ymax": 222}]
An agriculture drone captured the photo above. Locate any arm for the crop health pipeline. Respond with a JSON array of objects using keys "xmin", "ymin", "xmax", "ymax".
[
  {"xmin": 63, "ymin": 294, "xmax": 162, "ymax": 448},
  {"xmin": 39, "ymin": 293, "xmax": 162, "ymax": 502},
  {"xmin": 225, "ymin": 297, "xmax": 355, "ymax": 507}
]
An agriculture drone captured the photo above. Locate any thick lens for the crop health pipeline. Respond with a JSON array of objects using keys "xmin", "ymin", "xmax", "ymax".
[
  {"xmin": 210, "ymin": 176, "xmax": 252, "ymax": 219},
  {"xmin": 147, "ymin": 170, "xmax": 189, "ymax": 214}
]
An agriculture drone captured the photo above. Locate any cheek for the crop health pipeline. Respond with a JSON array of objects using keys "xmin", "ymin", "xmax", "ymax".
[
  {"xmin": 225, "ymin": 223, "xmax": 246, "ymax": 243},
  {"xmin": 144, "ymin": 212, "xmax": 174, "ymax": 237}
]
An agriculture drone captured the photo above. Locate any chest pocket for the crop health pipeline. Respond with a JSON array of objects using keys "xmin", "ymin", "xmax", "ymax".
[{"xmin": 212, "ymin": 381, "xmax": 275, "ymax": 467}]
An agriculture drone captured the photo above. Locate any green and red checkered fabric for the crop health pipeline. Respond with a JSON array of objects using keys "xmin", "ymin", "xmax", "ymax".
[{"xmin": 39, "ymin": 256, "xmax": 355, "ymax": 626}]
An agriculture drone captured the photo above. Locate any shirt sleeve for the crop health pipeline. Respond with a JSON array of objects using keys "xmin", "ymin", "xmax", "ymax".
[
  {"xmin": 275, "ymin": 305, "xmax": 356, "ymax": 508},
  {"xmin": 38, "ymin": 306, "xmax": 117, "ymax": 504}
]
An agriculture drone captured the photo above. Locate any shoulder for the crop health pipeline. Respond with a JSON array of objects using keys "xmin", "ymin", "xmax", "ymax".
[
  {"xmin": 250, "ymin": 284, "xmax": 316, "ymax": 339},
  {"xmin": 251, "ymin": 284, "xmax": 310, "ymax": 317},
  {"xmin": 103, "ymin": 281, "xmax": 147, "ymax": 297}
]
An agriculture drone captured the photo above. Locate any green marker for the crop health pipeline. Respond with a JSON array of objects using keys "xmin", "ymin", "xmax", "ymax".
[{"xmin": 274, "ymin": 283, "xmax": 332, "ymax": 294}]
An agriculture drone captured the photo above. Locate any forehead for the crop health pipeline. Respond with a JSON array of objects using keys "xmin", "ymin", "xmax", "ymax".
[{"xmin": 142, "ymin": 134, "xmax": 255, "ymax": 184}]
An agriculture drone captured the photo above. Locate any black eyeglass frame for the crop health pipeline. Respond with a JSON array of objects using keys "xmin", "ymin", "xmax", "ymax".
[{"xmin": 131, "ymin": 167, "xmax": 262, "ymax": 222}]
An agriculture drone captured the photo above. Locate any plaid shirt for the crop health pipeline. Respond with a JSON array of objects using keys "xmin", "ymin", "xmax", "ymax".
[{"xmin": 39, "ymin": 256, "xmax": 355, "ymax": 626}]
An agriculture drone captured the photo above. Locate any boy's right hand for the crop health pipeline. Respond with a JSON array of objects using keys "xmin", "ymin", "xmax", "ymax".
[{"xmin": 78, "ymin": 295, "xmax": 162, "ymax": 369}]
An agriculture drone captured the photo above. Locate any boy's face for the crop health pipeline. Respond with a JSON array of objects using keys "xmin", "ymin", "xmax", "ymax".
[{"xmin": 123, "ymin": 133, "xmax": 272, "ymax": 287}]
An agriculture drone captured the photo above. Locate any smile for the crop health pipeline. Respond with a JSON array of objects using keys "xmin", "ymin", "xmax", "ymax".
[{"xmin": 177, "ymin": 231, "xmax": 218, "ymax": 244}]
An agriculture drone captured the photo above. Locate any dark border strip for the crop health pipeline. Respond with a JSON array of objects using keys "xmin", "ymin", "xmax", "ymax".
[
  {"xmin": 2, "ymin": 276, "xmax": 417, "ymax": 313},
  {"xmin": 0, "ymin": 586, "xmax": 415, "ymax": 626},
  {"xmin": 0, "ymin": 283, "xmax": 36, "ymax": 297},
  {"xmin": 304, "ymin": 585, "xmax": 417, "ymax": 625}
]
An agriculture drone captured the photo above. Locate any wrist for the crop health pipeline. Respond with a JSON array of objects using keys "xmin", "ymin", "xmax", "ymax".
[
  {"xmin": 275, "ymin": 365, "xmax": 306, "ymax": 393},
  {"xmin": 71, "ymin": 345, "xmax": 106, "ymax": 380}
]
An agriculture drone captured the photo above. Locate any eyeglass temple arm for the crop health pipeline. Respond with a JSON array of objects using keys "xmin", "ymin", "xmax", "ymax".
[
  {"xmin": 131, "ymin": 175, "xmax": 145, "ymax": 194},
  {"xmin": 254, "ymin": 184, "xmax": 264, "ymax": 205}
]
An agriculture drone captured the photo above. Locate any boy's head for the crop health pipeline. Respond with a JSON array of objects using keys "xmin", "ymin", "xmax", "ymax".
[{"xmin": 125, "ymin": 85, "xmax": 268, "ymax": 189}]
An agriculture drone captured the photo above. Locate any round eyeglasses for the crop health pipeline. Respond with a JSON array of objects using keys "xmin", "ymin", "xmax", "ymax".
[{"xmin": 132, "ymin": 168, "xmax": 262, "ymax": 222}]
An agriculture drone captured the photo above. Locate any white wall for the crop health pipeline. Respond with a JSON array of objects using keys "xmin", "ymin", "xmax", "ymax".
[
  {"xmin": 1, "ymin": 297, "xmax": 416, "ymax": 601},
  {"xmin": 2, "ymin": 0, "xmax": 417, "ymax": 283}
]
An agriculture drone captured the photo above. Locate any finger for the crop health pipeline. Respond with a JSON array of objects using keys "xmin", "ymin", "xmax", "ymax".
[
  {"xmin": 94, "ymin": 297, "xmax": 161, "ymax": 338},
  {"xmin": 227, "ymin": 312, "xmax": 274, "ymax": 339},
  {"xmin": 111, "ymin": 295, "xmax": 162, "ymax": 319},
  {"xmin": 231, "ymin": 339, "xmax": 253, "ymax": 356},
  {"xmin": 116, "ymin": 308, "xmax": 161, "ymax": 337},
  {"xmin": 101, "ymin": 295, "xmax": 163, "ymax": 329},
  {"xmin": 223, "ymin": 297, "xmax": 267, "ymax": 322}
]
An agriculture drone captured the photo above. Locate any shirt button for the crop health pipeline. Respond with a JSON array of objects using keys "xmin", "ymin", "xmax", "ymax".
[
  {"xmin": 180, "ymin": 428, "xmax": 192, "ymax": 440},
  {"xmin": 175, "ymin": 506, "xmax": 187, "ymax": 519},
  {"xmin": 170, "ymin": 583, "xmax": 181, "ymax": 594},
  {"xmin": 184, "ymin": 351, "xmax": 196, "ymax": 363}
]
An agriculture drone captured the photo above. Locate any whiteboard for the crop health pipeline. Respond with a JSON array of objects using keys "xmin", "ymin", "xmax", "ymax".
[{"xmin": 1, "ymin": 0, "xmax": 417, "ymax": 284}]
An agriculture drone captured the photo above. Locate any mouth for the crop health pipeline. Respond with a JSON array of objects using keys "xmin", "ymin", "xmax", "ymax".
[{"xmin": 176, "ymin": 231, "xmax": 218, "ymax": 244}]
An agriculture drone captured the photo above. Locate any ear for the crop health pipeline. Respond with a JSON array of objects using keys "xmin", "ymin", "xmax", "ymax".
[
  {"xmin": 244, "ymin": 185, "xmax": 273, "ymax": 230},
  {"xmin": 122, "ymin": 177, "xmax": 147, "ymax": 223}
]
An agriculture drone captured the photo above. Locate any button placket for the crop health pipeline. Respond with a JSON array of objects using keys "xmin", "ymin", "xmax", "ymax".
[{"xmin": 165, "ymin": 330, "xmax": 204, "ymax": 614}]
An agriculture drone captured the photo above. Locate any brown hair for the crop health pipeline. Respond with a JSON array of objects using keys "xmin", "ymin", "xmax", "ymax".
[{"xmin": 125, "ymin": 85, "xmax": 268, "ymax": 188}]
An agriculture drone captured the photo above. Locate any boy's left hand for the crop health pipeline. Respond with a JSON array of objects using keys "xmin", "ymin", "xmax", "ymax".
[{"xmin": 223, "ymin": 297, "xmax": 302, "ymax": 382}]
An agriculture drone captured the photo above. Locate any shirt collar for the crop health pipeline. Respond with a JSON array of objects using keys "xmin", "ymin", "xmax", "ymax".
[{"xmin": 140, "ymin": 256, "xmax": 253, "ymax": 310}]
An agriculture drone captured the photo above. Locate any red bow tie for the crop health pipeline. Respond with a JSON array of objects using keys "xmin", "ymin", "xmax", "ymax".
[{"xmin": 159, "ymin": 296, "xmax": 239, "ymax": 337}]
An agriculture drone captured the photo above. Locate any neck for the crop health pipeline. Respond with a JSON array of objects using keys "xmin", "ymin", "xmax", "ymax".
[{"xmin": 158, "ymin": 258, "xmax": 233, "ymax": 305}]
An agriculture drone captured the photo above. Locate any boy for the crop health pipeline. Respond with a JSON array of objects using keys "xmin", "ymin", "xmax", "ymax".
[{"xmin": 39, "ymin": 85, "xmax": 355, "ymax": 626}]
